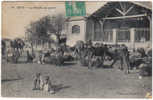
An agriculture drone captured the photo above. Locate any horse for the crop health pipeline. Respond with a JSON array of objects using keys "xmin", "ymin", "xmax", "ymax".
[
  {"xmin": 105, "ymin": 44, "xmax": 131, "ymax": 74},
  {"xmin": 87, "ymin": 43, "xmax": 105, "ymax": 69}
]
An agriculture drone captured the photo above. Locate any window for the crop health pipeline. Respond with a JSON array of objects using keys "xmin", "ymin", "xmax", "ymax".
[
  {"xmin": 135, "ymin": 28, "xmax": 150, "ymax": 42},
  {"xmin": 94, "ymin": 22, "xmax": 101, "ymax": 41},
  {"xmin": 103, "ymin": 30, "xmax": 113, "ymax": 42},
  {"xmin": 72, "ymin": 25, "xmax": 80, "ymax": 34},
  {"xmin": 117, "ymin": 29, "xmax": 130, "ymax": 42}
]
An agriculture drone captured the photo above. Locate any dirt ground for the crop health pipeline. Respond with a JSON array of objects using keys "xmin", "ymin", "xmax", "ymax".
[{"xmin": 1, "ymin": 56, "xmax": 152, "ymax": 98}]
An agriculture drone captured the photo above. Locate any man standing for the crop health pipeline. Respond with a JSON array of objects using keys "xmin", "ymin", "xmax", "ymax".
[{"xmin": 121, "ymin": 44, "xmax": 131, "ymax": 74}]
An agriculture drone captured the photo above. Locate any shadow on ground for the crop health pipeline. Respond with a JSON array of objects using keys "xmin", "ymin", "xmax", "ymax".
[
  {"xmin": 102, "ymin": 65, "xmax": 113, "ymax": 69},
  {"xmin": 52, "ymin": 84, "xmax": 71, "ymax": 93},
  {"xmin": 1, "ymin": 78, "xmax": 23, "ymax": 83},
  {"xmin": 62, "ymin": 62, "xmax": 77, "ymax": 67}
]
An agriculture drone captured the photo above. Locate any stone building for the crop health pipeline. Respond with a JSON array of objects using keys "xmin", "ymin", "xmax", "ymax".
[{"xmin": 66, "ymin": 1, "xmax": 152, "ymax": 50}]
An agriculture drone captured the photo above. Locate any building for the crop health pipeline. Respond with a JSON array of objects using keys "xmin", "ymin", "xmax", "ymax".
[
  {"xmin": 66, "ymin": 1, "xmax": 152, "ymax": 49},
  {"xmin": 66, "ymin": 16, "xmax": 87, "ymax": 46}
]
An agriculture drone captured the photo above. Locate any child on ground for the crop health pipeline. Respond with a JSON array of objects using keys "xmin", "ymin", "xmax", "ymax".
[
  {"xmin": 42, "ymin": 76, "xmax": 55, "ymax": 94},
  {"xmin": 32, "ymin": 72, "xmax": 43, "ymax": 90},
  {"xmin": 32, "ymin": 73, "xmax": 55, "ymax": 94}
]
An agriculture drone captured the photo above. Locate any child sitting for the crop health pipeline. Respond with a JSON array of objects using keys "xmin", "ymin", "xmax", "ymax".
[
  {"xmin": 32, "ymin": 73, "xmax": 55, "ymax": 94},
  {"xmin": 32, "ymin": 73, "xmax": 43, "ymax": 90},
  {"xmin": 42, "ymin": 76, "xmax": 55, "ymax": 94}
]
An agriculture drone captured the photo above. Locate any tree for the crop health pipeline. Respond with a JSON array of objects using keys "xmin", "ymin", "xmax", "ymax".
[
  {"xmin": 25, "ymin": 14, "xmax": 66, "ymax": 44},
  {"xmin": 26, "ymin": 16, "xmax": 53, "ymax": 41}
]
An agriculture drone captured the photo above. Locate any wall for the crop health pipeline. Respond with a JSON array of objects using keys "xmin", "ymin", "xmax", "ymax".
[
  {"xmin": 66, "ymin": 19, "xmax": 86, "ymax": 46},
  {"xmin": 86, "ymin": 19, "xmax": 94, "ymax": 41}
]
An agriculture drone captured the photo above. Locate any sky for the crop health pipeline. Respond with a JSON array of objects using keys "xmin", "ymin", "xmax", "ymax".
[{"xmin": 2, "ymin": 1, "xmax": 106, "ymax": 39}]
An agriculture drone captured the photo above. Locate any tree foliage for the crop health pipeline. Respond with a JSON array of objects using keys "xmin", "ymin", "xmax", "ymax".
[{"xmin": 25, "ymin": 14, "xmax": 66, "ymax": 43}]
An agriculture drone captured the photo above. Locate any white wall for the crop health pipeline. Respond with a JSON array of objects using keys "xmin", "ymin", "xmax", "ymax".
[{"xmin": 66, "ymin": 20, "xmax": 86, "ymax": 47}]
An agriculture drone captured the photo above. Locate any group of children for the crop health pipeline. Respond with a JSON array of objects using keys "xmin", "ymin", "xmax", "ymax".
[{"xmin": 32, "ymin": 73, "xmax": 55, "ymax": 94}]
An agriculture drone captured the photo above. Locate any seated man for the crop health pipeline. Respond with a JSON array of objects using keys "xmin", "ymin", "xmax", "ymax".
[
  {"xmin": 88, "ymin": 55, "xmax": 103, "ymax": 69},
  {"xmin": 139, "ymin": 63, "xmax": 152, "ymax": 79},
  {"xmin": 38, "ymin": 52, "xmax": 45, "ymax": 64},
  {"xmin": 26, "ymin": 50, "xmax": 35, "ymax": 63}
]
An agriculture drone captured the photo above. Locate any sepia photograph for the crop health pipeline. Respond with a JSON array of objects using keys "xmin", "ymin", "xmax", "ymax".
[{"xmin": 1, "ymin": 1, "xmax": 152, "ymax": 98}]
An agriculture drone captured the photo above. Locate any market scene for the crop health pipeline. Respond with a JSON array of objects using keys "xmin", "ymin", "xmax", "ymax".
[{"xmin": 1, "ymin": 1, "xmax": 152, "ymax": 98}]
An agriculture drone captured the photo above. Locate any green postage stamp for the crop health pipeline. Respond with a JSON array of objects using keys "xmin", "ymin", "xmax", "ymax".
[{"xmin": 65, "ymin": 1, "xmax": 86, "ymax": 17}]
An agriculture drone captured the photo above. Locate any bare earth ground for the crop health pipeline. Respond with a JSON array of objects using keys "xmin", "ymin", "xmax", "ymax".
[{"xmin": 1, "ymin": 55, "xmax": 152, "ymax": 98}]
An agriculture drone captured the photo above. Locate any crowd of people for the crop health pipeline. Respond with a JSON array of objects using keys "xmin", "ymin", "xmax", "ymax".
[
  {"xmin": 2, "ymin": 39, "xmax": 152, "ymax": 78},
  {"xmin": 2, "ymin": 39, "xmax": 152, "ymax": 94},
  {"xmin": 74, "ymin": 40, "xmax": 152, "ymax": 76}
]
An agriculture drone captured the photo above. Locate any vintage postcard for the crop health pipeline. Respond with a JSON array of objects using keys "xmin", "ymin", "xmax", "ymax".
[{"xmin": 1, "ymin": 1, "xmax": 152, "ymax": 98}]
